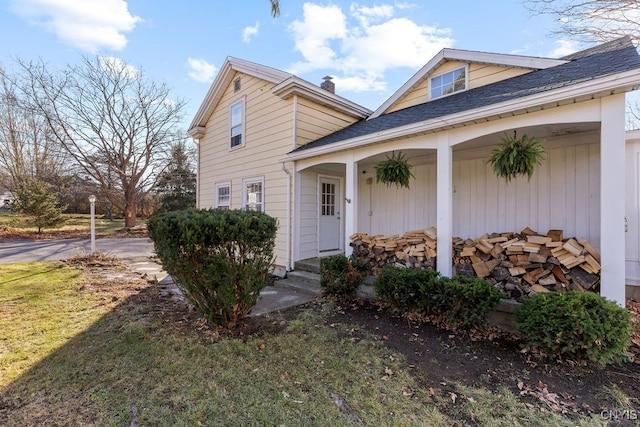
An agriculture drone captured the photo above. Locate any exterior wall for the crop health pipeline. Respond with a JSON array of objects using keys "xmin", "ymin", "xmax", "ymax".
[
  {"xmin": 297, "ymin": 171, "xmax": 319, "ymax": 261},
  {"xmin": 198, "ymin": 72, "xmax": 294, "ymax": 268},
  {"xmin": 626, "ymin": 135, "xmax": 640, "ymax": 285},
  {"xmin": 388, "ymin": 62, "xmax": 531, "ymax": 113},
  {"xmin": 355, "ymin": 135, "xmax": 601, "ymax": 245},
  {"xmin": 295, "ymin": 97, "xmax": 361, "ymax": 148}
]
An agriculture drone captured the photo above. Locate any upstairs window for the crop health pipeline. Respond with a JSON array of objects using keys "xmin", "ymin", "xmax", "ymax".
[
  {"xmin": 229, "ymin": 98, "xmax": 245, "ymax": 149},
  {"xmin": 430, "ymin": 66, "xmax": 466, "ymax": 99}
]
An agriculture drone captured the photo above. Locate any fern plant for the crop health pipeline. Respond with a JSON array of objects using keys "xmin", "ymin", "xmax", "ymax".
[
  {"xmin": 488, "ymin": 133, "xmax": 546, "ymax": 182},
  {"xmin": 374, "ymin": 151, "xmax": 414, "ymax": 189}
]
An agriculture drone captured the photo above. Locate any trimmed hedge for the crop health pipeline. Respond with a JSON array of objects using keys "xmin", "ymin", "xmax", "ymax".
[
  {"xmin": 375, "ymin": 267, "xmax": 503, "ymax": 329},
  {"xmin": 516, "ymin": 292, "xmax": 632, "ymax": 366},
  {"xmin": 148, "ymin": 209, "xmax": 277, "ymax": 327}
]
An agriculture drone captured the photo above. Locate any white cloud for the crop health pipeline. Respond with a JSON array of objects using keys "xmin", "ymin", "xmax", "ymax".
[
  {"xmin": 548, "ymin": 39, "xmax": 581, "ymax": 57},
  {"xmin": 11, "ymin": 0, "xmax": 142, "ymax": 53},
  {"xmin": 99, "ymin": 56, "xmax": 139, "ymax": 78},
  {"xmin": 242, "ymin": 22, "xmax": 259, "ymax": 43},
  {"xmin": 187, "ymin": 58, "xmax": 217, "ymax": 83},
  {"xmin": 288, "ymin": 2, "xmax": 453, "ymax": 93}
]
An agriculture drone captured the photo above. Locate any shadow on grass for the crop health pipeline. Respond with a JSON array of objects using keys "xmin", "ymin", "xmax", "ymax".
[{"xmin": 0, "ymin": 283, "xmax": 196, "ymax": 426}]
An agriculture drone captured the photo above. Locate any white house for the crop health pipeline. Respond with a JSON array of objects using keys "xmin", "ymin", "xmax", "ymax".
[{"xmin": 189, "ymin": 37, "xmax": 640, "ymax": 304}]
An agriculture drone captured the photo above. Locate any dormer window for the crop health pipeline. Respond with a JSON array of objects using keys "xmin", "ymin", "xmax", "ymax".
[{"xmin": 430, "ymin": 66, "xmax": 467, "ymax": 99}]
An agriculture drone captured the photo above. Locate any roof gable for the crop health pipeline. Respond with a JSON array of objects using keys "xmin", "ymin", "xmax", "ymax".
[
  {"xmin": 370, "ymin": 49, "xmax": 567, "ymax": 119},
  {"xmin": 188, "ymin": 58, "xmax": 371, "ymax": 138},
  {"xmin": 289, "ymin": 37, "xmax": 640, "ymax": 160}
]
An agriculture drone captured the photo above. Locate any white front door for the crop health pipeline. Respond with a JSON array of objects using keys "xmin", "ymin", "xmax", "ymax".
[{"xmin": 319, "ymin": 177, "xmax": 341, "ymax": 252}]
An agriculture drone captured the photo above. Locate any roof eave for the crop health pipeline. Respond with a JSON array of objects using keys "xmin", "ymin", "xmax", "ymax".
[
  {"xmin": 272, "ymin": 76, "xmax": 372, "ymax": 118},
  {"xmin": 285, "ymin": 70, "xmax": 640, "ymax": 162}
]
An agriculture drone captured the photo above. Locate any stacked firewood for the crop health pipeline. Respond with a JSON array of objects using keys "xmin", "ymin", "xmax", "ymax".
[
  {"xmin": 350, "ymin": 227, "xmax": 438, "ymax": 273},
  {"xmin": 350, "ymin": 227, "xmax": 601, "ymax": 299}
]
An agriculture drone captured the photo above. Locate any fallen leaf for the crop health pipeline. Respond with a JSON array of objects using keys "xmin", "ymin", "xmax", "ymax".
[
  {"xmin": 450, "ymin": 392, "xmax": 457, "ymax": 403},
  {"xmin": 517, "ymin": 381, "xmax": 524, "ymax": 390},
  {"xmin": 258, "ymin": 343, "xmax": 266, "ymax": 350},
  {"xmin": 403, "ymin": 388, "xmax": 413, "ymax": 397},
  {"xmin": 428, "ymin": 387, "xmax": 435, "ymax": 397},
  {"xmin": 384, "ymin": 367, "xmax": 393, "ymax": 376}
]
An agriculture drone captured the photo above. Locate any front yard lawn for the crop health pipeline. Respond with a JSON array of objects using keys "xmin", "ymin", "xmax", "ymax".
[{"xmin": 0, "ymin": 257, "xmax": 635, "ymax": 426}]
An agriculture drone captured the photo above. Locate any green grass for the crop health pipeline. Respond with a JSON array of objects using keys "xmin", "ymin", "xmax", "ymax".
[
  {"xmin": 0, "ymin": 212, "xmax": 145, "ymax": 236},
  {"xmin": 0, "ymin": 262, "xmax": 609, "ymax": 426}
]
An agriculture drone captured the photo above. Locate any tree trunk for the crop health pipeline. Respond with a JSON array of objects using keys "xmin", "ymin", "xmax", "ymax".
[{"xmin": 124, "ymin": 203, "xmax": 136, "ymax": 228}]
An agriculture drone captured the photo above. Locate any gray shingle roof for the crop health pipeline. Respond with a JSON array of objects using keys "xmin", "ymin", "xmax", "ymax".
[{"xmin": 291, "ymin": 37, "xmax": 640, "ymax": 154}]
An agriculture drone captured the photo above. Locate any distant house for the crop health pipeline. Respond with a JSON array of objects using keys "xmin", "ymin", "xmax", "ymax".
[
  {"xmin": 189, "ymin": 37, "xmax": 640, "ymax": 304},
  {"xmin": 0, "ymin": 191, "xmax": 12, "ymax": 210}
]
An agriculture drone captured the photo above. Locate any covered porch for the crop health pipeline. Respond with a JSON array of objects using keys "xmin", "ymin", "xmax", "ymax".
[{"xmin": 290, "ymin": 96, "xmax": 626, "ymax": 304}]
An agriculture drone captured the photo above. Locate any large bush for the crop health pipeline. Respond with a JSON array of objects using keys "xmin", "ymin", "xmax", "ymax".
[
  {"xmin": 516, "ymin": 292, "xmax": 632, "ymax": 367},
  {"xmin": 375, "ymin": 268, "xmax": 503, "ymax": 329},
  {"xmin": 148, "ymin": 209, "xmax": 277, "ymax": 327}
]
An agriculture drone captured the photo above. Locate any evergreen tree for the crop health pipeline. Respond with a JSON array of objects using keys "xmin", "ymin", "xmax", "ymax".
[
  {"xmin": 155, "ymin": 141, "xmax": 196, "ymax": 213},
  {"xmin": 10, "ymin": 178, "xmax": 67, "ymax": 233}
]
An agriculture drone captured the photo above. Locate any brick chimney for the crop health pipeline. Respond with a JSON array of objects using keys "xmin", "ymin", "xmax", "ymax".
[{"xmin": 321, "ymin": 76, "xmax": 335, "ymax": 94}]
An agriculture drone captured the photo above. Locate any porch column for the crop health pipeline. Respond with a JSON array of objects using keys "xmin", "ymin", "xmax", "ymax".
[
  {"xmin": 436, "ymin": 134, "xmax": 453, "ymax": 277},
  {"xmin": 600, "ymin": 94, "xmax": 626, "ymax": 305},
  {"xmin": 345, "ymin": 156, "xmax": 358, "ymax": 256}
]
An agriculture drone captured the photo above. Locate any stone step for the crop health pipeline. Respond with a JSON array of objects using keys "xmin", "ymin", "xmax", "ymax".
[{"xmin": 276, "ymin": 270, "xmax": 322, "ymax": 296}]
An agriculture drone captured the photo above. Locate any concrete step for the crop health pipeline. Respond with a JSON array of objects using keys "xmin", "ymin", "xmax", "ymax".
[
  {"xmin": 276, "ymin": 270, "xmax": 322, "ymax": 296},
  {"xmin": 294, "ymin": 258, "xmax": 321, "ymax": 274}
]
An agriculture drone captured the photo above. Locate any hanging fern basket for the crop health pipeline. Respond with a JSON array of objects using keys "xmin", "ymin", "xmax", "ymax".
[
  {"xmin": 487, "ymin": 133, "xmax": 546, "ymax": 183},
  {"xmin": 374, "ymin": 151, "xmax": 414, "ymax": 189}
]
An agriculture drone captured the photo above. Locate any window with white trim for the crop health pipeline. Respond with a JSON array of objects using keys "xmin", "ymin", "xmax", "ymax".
[
  {"xmin": 430, "ymin": 66, "xmax": 466, "ymax": 99},
  {"xmin": 229, "ymin": 98, "xmax": 245, "ymax": 149},
  {"xmin": 215, "ymin": 182, "xmax": 231, "ymax": 209},
  {"xmin": 242, "ymin": 177, "xmax": 264, "ymax": 212}
]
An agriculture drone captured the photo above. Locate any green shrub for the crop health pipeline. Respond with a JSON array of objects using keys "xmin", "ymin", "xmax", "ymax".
[
  {"xmin": 516, "ymin": 292, "xmax": 632, "ymax": 367},
  {"xmin": 375, "ymin": 267, "xmax": 440, "ymax": 311},
  {"xmin": 375, "ymin": 268, "xmax": 503, "ymax": 329},
  {"xmin": 320, "ymin": 255, "xmax": 363, "ymax": 298},
  {"xmin": 437, "ymin": 276, "xmax": 504, "ymax": 329},
  {"xmin": 148, "ymin": 209, "xmax": 277, "ymax": 328}
]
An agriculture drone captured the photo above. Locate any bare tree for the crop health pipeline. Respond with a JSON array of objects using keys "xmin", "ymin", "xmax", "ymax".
[
  {"xmin": 18, "ymin": 56, "xmax": 186, "ymax": 227},
  {"xmin": 270, "ymin": 0, "xmax": 280, "ymax": 17},
  {"xmin": 525, "ymin": 0, "xmax": 640, "ymax": 45},
  {"xmin": 0, "ymin": 65, "xmax": 71, "ymax": 190}
]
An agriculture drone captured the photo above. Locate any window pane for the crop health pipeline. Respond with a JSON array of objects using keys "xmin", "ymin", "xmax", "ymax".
[{"xmin": 231, "ymin": 103, "xmax": 242, "ymax": 126}]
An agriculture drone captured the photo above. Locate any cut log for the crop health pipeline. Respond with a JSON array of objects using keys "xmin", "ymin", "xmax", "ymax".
[
  {"xmin": 531, "ymin": 284, "xmax": 551, "ymax": 293},
  {"xmin": 527, "ymin": 235, "xmax": 552, "ymax": 245},
  {"xmin": 562, "ymin": 238, "xmax": 584, "ymax": 257},
  {"xmin": 578, "ymin": 238, "xmax": 601, "ymax": 263},
  {"xmin": 472, "ymin": 261, "xmax": 491, "ymax": 278},
  {"xmin": 546, "ymin": 229, "xmax": 564, "ymax": 242},
  {"xmin": 528, "ymin": 253, "xmax": 548, "ymax": 263},
  {"xmin": 568, "ymin": 268, "xmax": 599, "ymax": 290}
]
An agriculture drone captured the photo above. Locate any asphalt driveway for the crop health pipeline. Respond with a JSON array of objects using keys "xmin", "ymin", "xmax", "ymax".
[{"xmin": 0, "ymin": 237, "xmax": 156, "ymax": 263}]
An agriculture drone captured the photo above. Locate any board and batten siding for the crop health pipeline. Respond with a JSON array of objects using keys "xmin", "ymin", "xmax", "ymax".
[
  {"xmin": 356, "ymin": 140, "xmax": 601, "ymax": 248},
  {"xmin": 198, "ymin": 72, "xmax": 294, "ymax": 267},
  {"xmin": 387, "ymin": 62, "xmax": 532, "ymax": 114}
]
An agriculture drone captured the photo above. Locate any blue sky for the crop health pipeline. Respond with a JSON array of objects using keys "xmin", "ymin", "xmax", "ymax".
[{"xmin": 0, "ymin": 1, "xmax": 584, "ymax": 130}]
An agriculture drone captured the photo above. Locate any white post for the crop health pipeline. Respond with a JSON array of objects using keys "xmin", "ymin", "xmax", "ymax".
[
  {"xmin": 436, "ymin": 134, "xmax": 453, "ymax": 277},
  {"xmin": 89, "ymin": 195, "xmax": 96, "ymax": 255},
  {"xmin": 345, "ymin": 157, "xmax": 358, "ymax": 257},
  {"xmin": 600, "ymin": 94, "xmax": 626, "ymax": 305}
]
